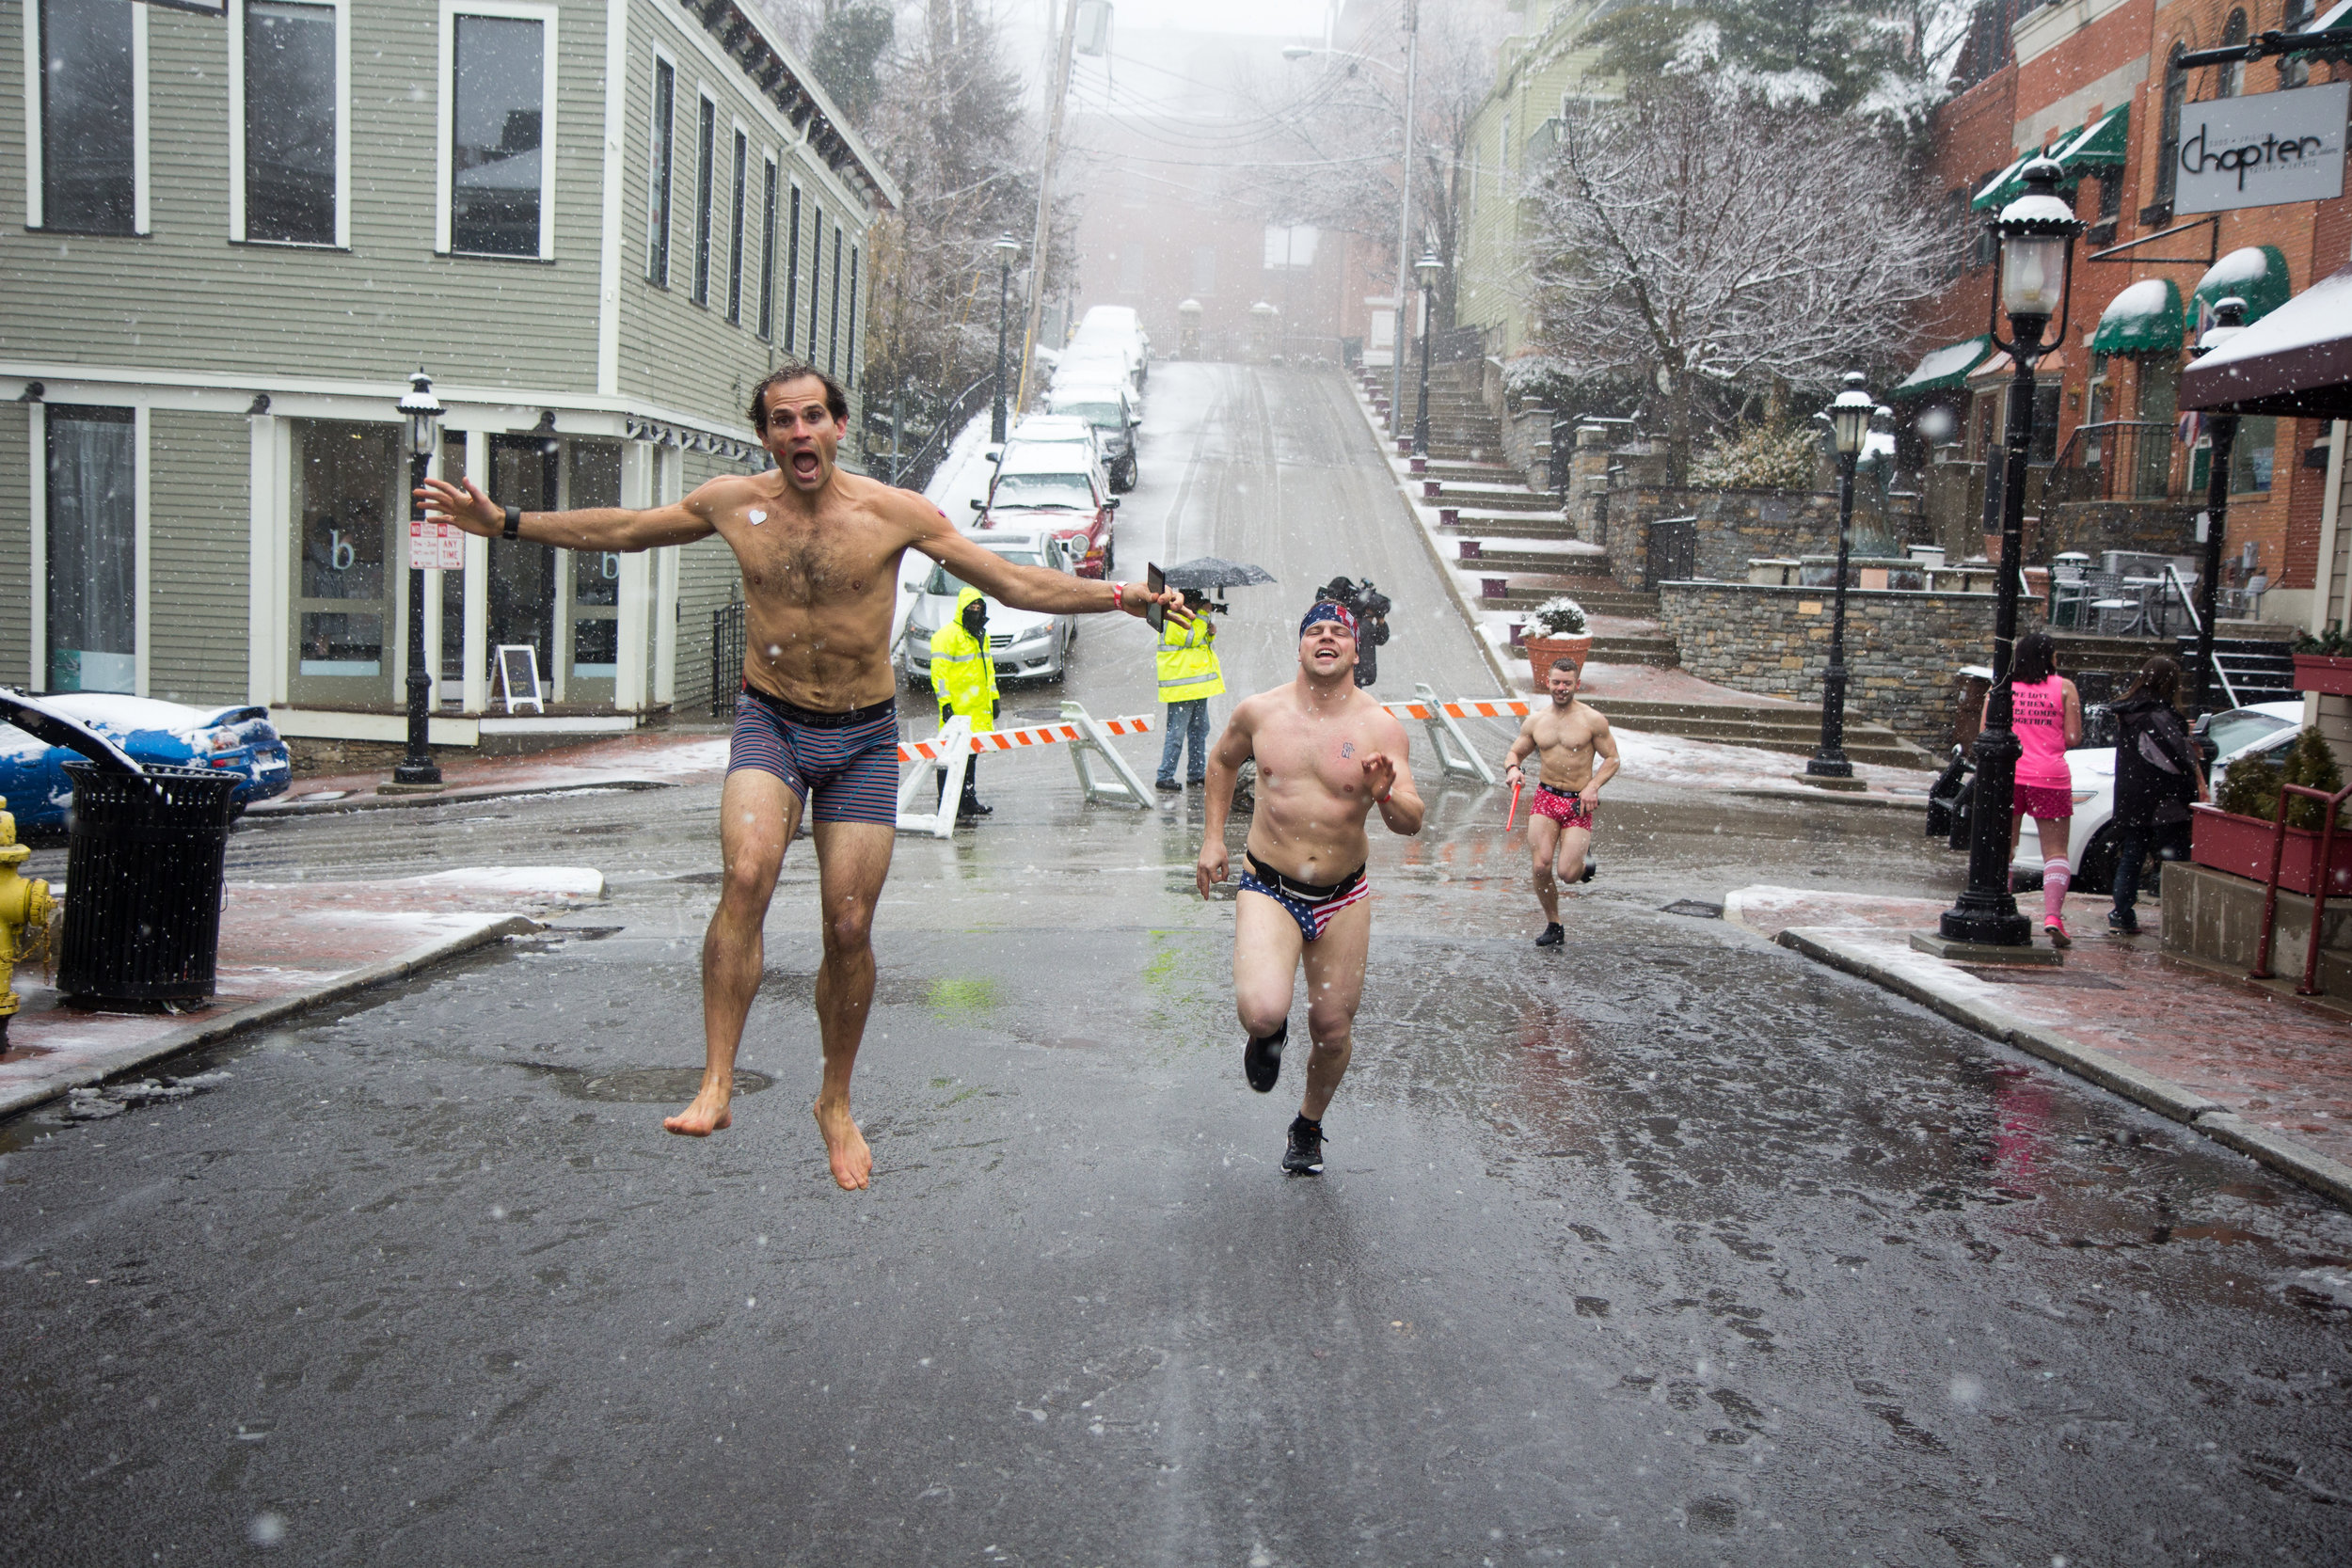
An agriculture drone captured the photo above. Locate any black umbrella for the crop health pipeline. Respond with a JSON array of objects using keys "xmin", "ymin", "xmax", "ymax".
[{"xmin": 1162, "ymin": 557, "xmax": 1277, "ymax": 590}]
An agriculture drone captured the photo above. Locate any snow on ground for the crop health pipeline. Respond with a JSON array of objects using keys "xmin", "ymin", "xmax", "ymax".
[{"xmin": 1613, "ymin": 728, "xmax": 1930, "ymax": 800}]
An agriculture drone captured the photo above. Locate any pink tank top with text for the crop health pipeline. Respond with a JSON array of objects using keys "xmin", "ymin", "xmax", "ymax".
[{"xmin": 2010, "ymin": 675, "xmax": 2072, "ymax": 788}]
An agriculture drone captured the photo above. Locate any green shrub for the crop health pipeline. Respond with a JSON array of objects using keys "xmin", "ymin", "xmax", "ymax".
[
  {"xmin": 2216, "ymin": 727, "xmax": 2344, "ymax": 829},
  {"xmin": 1530, "ymin": 595, "xmax": 1588, "ymax": 636},
  {"xmin": 1691, "ymin": 423, "xmax": 1822, "ymax": 490}
]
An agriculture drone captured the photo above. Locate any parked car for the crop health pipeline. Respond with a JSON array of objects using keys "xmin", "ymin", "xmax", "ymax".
[
  {"xmin": 1942, "ymin": 698, "xmax": 2306, "ymax": 888},
  {"xmin": 897, "ymin": 531, "xmax": 1079, "ymax": 688},
  {"xmin": 1053, "ymin": 341, "xmax": 1144, "ymax": 407},
  {"xmin": 0, "ymin": 693, "xmax": 293, "ymax": 832},
  {"xmin": 973, "ymin": 442, "xmax": 1120, "ymax": 577},
  {"xmin": 1070, "ymin": 305, "xmax": 1152, "ymax": 387},
  {"xmin": 1043, "ymin": 384, "xmax": 1139, "ymax": 492},
  {"xmin": 996, "ymin": 413, "xmax": 1110, "ymax": 496}
]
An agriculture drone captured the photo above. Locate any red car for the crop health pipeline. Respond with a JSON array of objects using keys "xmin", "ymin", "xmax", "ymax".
[{"xmin": 972, "ymin": 443, "xmax": 1120, "ymax": 577}]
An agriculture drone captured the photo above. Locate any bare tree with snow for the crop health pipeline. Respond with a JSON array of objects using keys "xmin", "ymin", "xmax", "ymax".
[{"xmin": 1524, "ymin": 82, "xmax": 1944, "ymax": 482}]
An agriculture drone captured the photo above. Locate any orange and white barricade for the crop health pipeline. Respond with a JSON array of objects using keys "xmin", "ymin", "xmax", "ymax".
[
  {"xmin": 1380, "ymin": 683, "xmax": 1527, "ymax": 784},
  {"xmin": 894, "ymin": 705, "xmax": 1157, "ymax": 836}
]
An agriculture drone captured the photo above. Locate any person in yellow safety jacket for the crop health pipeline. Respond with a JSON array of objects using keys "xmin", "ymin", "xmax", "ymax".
[
  {"xmin": 930, "ymin": 585, "xmax": 999, "ymax": 818},
  {"xmin": 1154, "ymin": 590, "xmax": 1224, "ymax": 791}
]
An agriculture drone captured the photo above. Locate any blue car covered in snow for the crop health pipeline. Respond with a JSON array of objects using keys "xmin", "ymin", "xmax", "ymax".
[{"xmin": 0, "ymin": 693, "xmax": 292, "ymax": 832}]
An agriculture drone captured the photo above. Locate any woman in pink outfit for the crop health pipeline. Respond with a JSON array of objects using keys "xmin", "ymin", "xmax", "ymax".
[{"xmin": 1987, "ymin": 629, "xmax": 2083, "ymax": 946}]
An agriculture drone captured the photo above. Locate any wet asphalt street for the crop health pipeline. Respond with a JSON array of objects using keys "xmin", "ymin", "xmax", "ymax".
[{"xmin": 5, "ymin": 367, "xmax": 2349, "ymax": 1566}]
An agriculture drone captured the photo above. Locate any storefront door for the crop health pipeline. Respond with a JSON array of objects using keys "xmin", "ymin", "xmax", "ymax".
[
  {"xmin": 289, "ymin": 420, "xmax": 400, "ymax": 708},
  {"xmin": 486, "ymin": 435, "xmax": 559, "ymax": 705},
  {"xmin": 44, "ymin": 404, "xmax": 137, "ymax": 693},
  {"xmin": 565, "ymin": 442, "xmax": 623, "ymax": 705}
]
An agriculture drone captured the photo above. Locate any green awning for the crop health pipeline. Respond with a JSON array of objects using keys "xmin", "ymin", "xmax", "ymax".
[
  {"xmin": 1891, "ymin": 335, "xmax": 1996, "ymax": 398},
  {"xmin": 2051, "ymin": 104, "xmax": 2128, "ymax": 174},
  {"xmin": 2291, "ymin": 0, "xmax": 2351, "ymax": 51},
  {"xmin": 2090, "ymin": 277, "xmax": 2184, "ymax": 356},
  {"xmin": 1970, "ymin": 151, "xmax": 2032, "ymax": 213},
  {"xmin": 2191, "ymin": 245, "xmax": 2293, "ymax": 331}
]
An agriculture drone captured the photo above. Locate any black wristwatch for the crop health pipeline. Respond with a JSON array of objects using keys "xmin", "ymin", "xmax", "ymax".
[{"xmin": 501, "ymin": 504, "xmax": 521, "ymax": 540}]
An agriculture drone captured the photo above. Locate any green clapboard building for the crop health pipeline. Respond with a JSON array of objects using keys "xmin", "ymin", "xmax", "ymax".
[{"xmin": 0, "ymin": 0, "xmax": 897, "ymax": 744}]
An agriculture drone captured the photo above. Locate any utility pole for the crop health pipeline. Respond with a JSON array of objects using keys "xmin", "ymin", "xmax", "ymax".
[
  {"xmin": 1016, "ymin": 0, "xmax": 1083, "ymax": 417},
  {"xmin": 1388, "ymin": 0, "xmax": 1420, "ymax": 435}
]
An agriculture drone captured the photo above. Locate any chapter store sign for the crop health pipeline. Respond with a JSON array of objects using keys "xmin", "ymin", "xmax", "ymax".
[{"xmin": 2174, "ymin": 81, "xmax": 2347, "ymax": 214}]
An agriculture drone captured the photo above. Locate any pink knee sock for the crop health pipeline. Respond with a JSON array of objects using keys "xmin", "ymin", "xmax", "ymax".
[{"xmin": 2043, "ymin": 860, "xmax": 2070, "ymax": 925}]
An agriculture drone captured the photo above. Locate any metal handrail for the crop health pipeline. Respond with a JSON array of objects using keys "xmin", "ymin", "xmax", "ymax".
[
  {"xmin": 2163, "ymin": 563, "xmax": 2245, "ymax": 708},
  {"xmin": 2249, "ymin": 778, "xmax": 2352, "ymax": 994},
  {"xmin": 878, "ymin": 372, "xmax": 995, "ymax": 494}
]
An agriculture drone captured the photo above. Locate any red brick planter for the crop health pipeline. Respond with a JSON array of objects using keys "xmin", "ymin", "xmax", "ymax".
[
  {"xmin": 2292, "ymin": 654, "xmax": 2352, "ymax": 696},
  {"xmin": 2189, "ymin": 804, "xmax": 2352, "ymax": 897}
]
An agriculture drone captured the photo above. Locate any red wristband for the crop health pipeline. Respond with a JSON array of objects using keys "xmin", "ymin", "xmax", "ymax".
[{"xmin": 1111, "ymin": 582, "xmax": 1124, "ymax": 611}]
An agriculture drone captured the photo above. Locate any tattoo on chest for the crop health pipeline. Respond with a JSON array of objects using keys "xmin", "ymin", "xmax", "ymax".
[{"xmin": 1340, "ymin": 741, "xmax": 1356, "ymax": 759}]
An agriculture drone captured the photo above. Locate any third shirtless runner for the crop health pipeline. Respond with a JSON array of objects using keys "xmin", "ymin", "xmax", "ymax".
[
  {"xmin": 1194, "ymin": 601, "xmax": 1423, "ymax": 1175},
  {"xmin": 419, "ymin": 363, "xmax": 1184, "ymax": 1190},
  {"xmin": 1503, "ymin": 657, "xmax": 1620, "ymax": 948}
]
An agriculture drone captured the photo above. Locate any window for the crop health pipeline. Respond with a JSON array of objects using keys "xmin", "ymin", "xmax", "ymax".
[
  {"xmin": 239, "ymin": 0, "xmax": 340, "ymax": 246},
  {"xmin": 644, "ymin": 55, "xmax": 675, "ymax": 284},
  {"xmin": 783, "ymin": 184, "xmax": 803, "ymax": 351},
  {"xmin": 567, "ymin": 442, "xmax": 623, "ymax": 687},
  {"xmin": 2153, "ymin": 46, "xmax": 2186, "ymax": 215},
  {"xmin": 45, "ymin": 406, "xmax": 137, "ymax": 694},
  {"xmin": 691, "ymin": 94, "xmax": 715, "ymax": 304},
  {"xmin": 2282, "ymin": 0, "xmax": 2314, "ymax": 87},
  {"xmin": 2096, "ymin": 170, "xmax": 2122, "ymax": 224},
  {"xmin": 756, "ymin": 157, "xmax": 778, "ymax": 340},
  {"xmin": 805, "ymin": 207, "xmax": 823, "ymax": 357},
  {"xmin": 2233, "ymin": 415, "xmax": 2278, "ymax": 493},
  {"xmin": 725, "ymin": 128, "xmax": 747, "ymax": 325},
  {"xmin": 35, "ymin": 0, "xmax": 142, "ymax": 235},
  {"xmin": 2030, "ymin": 382, "xmax": 2062, "ymax": 465},
  {"xmin": 293, "ymin": 420, "xmax": 397, "ymax": 691},
  {"xmin": 2219, "ymin": 10, "xmax": 2248, "ymax": 97},
  {"xmin": 440, "ymin": 5, "xmax": 556, "ymax": 259},
  {"xmin": 827, "ymin": 226, "xmax": 843, "ymax": 375},
  {"xmin": 845, "ymin": 245, "xmax": 859, "ymax": 389}
]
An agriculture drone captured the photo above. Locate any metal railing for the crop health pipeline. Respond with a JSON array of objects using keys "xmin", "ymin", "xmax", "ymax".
[
  {"xmin": 710, "ymin": 600, "xmax": 745, "ymax": 718},
  {"xmin": 2041, "ymin": 420, "xmax": 2182, "ymax": 507},
  {"xmin": 863, "ymin": 372, "xmax": 996, "ymax": 496},
  {"xmin": 2249, "ymin": 778, "xmax": 2352, "ymax": 996}
]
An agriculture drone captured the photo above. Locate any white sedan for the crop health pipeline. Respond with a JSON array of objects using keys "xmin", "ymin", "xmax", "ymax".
[
  {"xmin": 896, "ymin": 531, "xmax": 1080, "ymax": 689},
  {"xmin": 2012, "ymin": 700, "xmax": 2303, "ymax": 886}
]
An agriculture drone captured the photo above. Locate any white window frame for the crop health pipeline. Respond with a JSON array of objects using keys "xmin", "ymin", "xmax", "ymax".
[
  {"xmin": 23, "ymin": 0, "xmax": 151, "ymax": 233},
  {"xmin": 434, "ymin": 0, "xmax": 560, "ymax": 260},
  {"xmin": 643, "ymin": 44, "xmax": 677, "ymax": 285},
  {"xmin": 28, "ymin": 399, "xmax": 149, "ymax": 698},
  {"xmin": 229, "ymin": 0, "xmax": 351, "ymax": 248},
  {"xmin": 690, "ymin": 84, "xmax": 717, "ymax": 305},
  {"xmin": 724, "ymin": 116, "xmax": 750, "ymax": 325},
  {"xmin": 755, "ymin": 148, "xmax": 778, "ymax": 341}
]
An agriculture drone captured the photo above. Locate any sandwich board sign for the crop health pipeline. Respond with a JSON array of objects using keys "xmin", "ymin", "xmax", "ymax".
[
  {"xmin": 2173, "ymin": 81, "xmax": 2348, "ymax": 214},
  {"xmin": 495, "ymin": 644, "xmax": 545, "ymax": 714}
]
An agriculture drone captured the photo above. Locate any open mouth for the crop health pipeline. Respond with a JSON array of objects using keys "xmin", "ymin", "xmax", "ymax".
[{"xmin": 789, "ymin": 451, "xmax": 820, "ymax": 481}]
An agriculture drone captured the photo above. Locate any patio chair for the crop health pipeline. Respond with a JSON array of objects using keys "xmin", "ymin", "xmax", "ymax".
[{"xmin": 2084, "ymin": 570, "xmax": 2142, "ymax": 635}]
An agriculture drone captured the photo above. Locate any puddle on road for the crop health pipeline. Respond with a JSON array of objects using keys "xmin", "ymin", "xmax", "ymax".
[{"xmin": 510, "ymin": 1064, "xmax": 774, "ymax": 1102}]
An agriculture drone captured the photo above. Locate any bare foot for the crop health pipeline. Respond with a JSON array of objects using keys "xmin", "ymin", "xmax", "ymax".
[
  {"xmin": 662, "ymin": 1080, "xmax": 733, "ymax": 1136},
  {"xmin": 813, "ymin": 1097, "xmax": 871, "ymax": 1190}
]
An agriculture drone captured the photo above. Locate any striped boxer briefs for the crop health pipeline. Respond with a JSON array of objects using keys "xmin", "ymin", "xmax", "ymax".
[{"xmin": 728, "ymin": 687, "xmax": 901, "ymax": 825}]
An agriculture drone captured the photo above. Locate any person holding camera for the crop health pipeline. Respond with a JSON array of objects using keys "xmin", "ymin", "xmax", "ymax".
[{"xmin": 1155, "ymin": 588, "xmax": 1225, "ymax": 791}]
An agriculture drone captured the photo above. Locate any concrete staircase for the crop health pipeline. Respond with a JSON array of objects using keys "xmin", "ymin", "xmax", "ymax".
[{"xmin": 1594, "ymin": 698, "xmax": 1933, "ymax": 769}]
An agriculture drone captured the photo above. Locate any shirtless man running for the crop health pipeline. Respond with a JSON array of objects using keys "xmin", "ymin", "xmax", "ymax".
[
  {"xmin": 419, "ymin": 363, "xmax": 1184, "ymax": 1189},
  {"xmin": 1502, "ymin": 657, "xmax": 1619, "ymax": 948},
  {"xmin": 1194, "ymin": 601, "xmax": 1424, "ymax": 1175}
]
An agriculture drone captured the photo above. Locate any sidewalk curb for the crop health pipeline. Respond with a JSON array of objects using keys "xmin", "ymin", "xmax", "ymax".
[
  {"xmin": 0, "ymin": 914, "xmax": 544, "ymax": 1121},
  {"xmin": 1340, "ymin": 380, "xmax": 1517, "ymax": 694},
  {"xmin": 249, "ymin": 779, "xmax": 670, "ymax": 819},
  {"xmin": 1726, "ymin": 787, "xmax": 1931, "ymax": 814},
  {"xmin": 1774, "ymin": 925, "xmax": 2352, "ymax": 1210}
]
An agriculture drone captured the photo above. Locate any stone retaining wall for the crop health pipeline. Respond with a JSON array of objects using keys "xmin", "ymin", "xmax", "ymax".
[
  {"xmin": 1656, "ymin": 582, "xmax": 2048, "ymax": 744},
  {"xmin": 1598, "ymin": 485, "xmax": 1931, "ymax": 590}
]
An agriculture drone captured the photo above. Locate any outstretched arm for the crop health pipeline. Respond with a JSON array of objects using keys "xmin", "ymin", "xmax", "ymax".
[
  {"xmin": 417, "ymin": 474, "xmax": 717, "ymax": 552},
  {"xmin": 910, "ymin": 507, "xmax": 1186, "ymax": 624},
  {"xmin": 1195, "ymin": 704, "xmax": 1257, "ymax": 897}
]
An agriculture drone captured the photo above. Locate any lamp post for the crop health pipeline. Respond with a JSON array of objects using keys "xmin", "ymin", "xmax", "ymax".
[
  {"xmin": 393, "ymin": 367, "xmax": 445, "ymax": 787},
  {"xmin": 1939, "ymin": 158, "xmax": 2081, "ymax": 949},
  {"xmin": 1411, "ymin": 251, "xmax": 1441, "ymax": 457},
  {"xmin": 2188, "ymin": 295, "xmax": 2248, "ymax": 716},
  {"xmin": 990, "ymin": 234, "xmax": 1020, "ymax": 445},
  {"xmin": 1807, "ymin": 372, "xmax": 1876, "ymax": 781}
]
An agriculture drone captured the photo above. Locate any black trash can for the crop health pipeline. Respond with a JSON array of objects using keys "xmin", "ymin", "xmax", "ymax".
[{"xmin": 57, "ymin": 761, "xmax": 240, "ymax": 1005}]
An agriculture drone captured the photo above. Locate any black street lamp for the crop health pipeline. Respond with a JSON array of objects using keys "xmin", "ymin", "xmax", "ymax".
[
  {"xmin": 1411, "ymin": 251, "xmax": 1441, "ymax": 458},
  {"xmin": 1938, "ymin": 158, "xmax": 2081, "ymax": 949},
  {"xmin": 2188, "ymin": 296, "xmax": 2249, "ymax": 716},
  {"xmin": 393, "ymin": 367, "xmax": 445, "ymax": 787},
  {"xmin": 991, "ymin": 234, "xmax": 1021, "ymax": 445},
  {"xmin": 1807, "ymin": 372, "xmax": 1876, "ymax": 781}
]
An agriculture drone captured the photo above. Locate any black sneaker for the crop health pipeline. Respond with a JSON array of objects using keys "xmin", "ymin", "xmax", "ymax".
[
  {"xmin": 1534, "ymin": 922, "xmax": 1565, "ymax": 947},
  {"xmin": 1579, "ymin": 854, "xmax": 1597, "ymax": 884},
  {"xmin": 2108, "ymin": 910, "xmax": 2140, "ymax": 935},
  {"xmin": 1154, "ymin": 778, "xmax": 1182, "ymax": 792},
  {"xmin": 1243, "ymin": 1021, "xmax": 1286, "ymax": 1093},
  {"xmin": 1282, "ymin": 1115, "xmax": 1326, "ymax": 1176}
]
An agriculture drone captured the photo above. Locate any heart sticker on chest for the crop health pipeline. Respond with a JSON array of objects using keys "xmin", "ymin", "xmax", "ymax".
[{"xmin": 749, "ymin": 508, "xmax": 768, "ymax": 525}]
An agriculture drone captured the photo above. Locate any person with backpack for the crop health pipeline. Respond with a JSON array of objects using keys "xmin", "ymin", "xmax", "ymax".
[{"xmin": 2106, "ymin": 655, "xmax": 2207, "ymax": 936}]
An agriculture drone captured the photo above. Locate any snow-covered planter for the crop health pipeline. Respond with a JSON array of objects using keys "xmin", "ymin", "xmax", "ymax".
[{"xmin": 1525, "ymin": 596, "xmax": 1593, "ymax": 685}]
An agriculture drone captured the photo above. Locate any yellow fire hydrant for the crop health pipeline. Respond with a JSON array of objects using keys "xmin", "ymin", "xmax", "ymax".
[{"xmin": 0, "ymin": 794, "xmax": 57, "ymax": 1047}]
